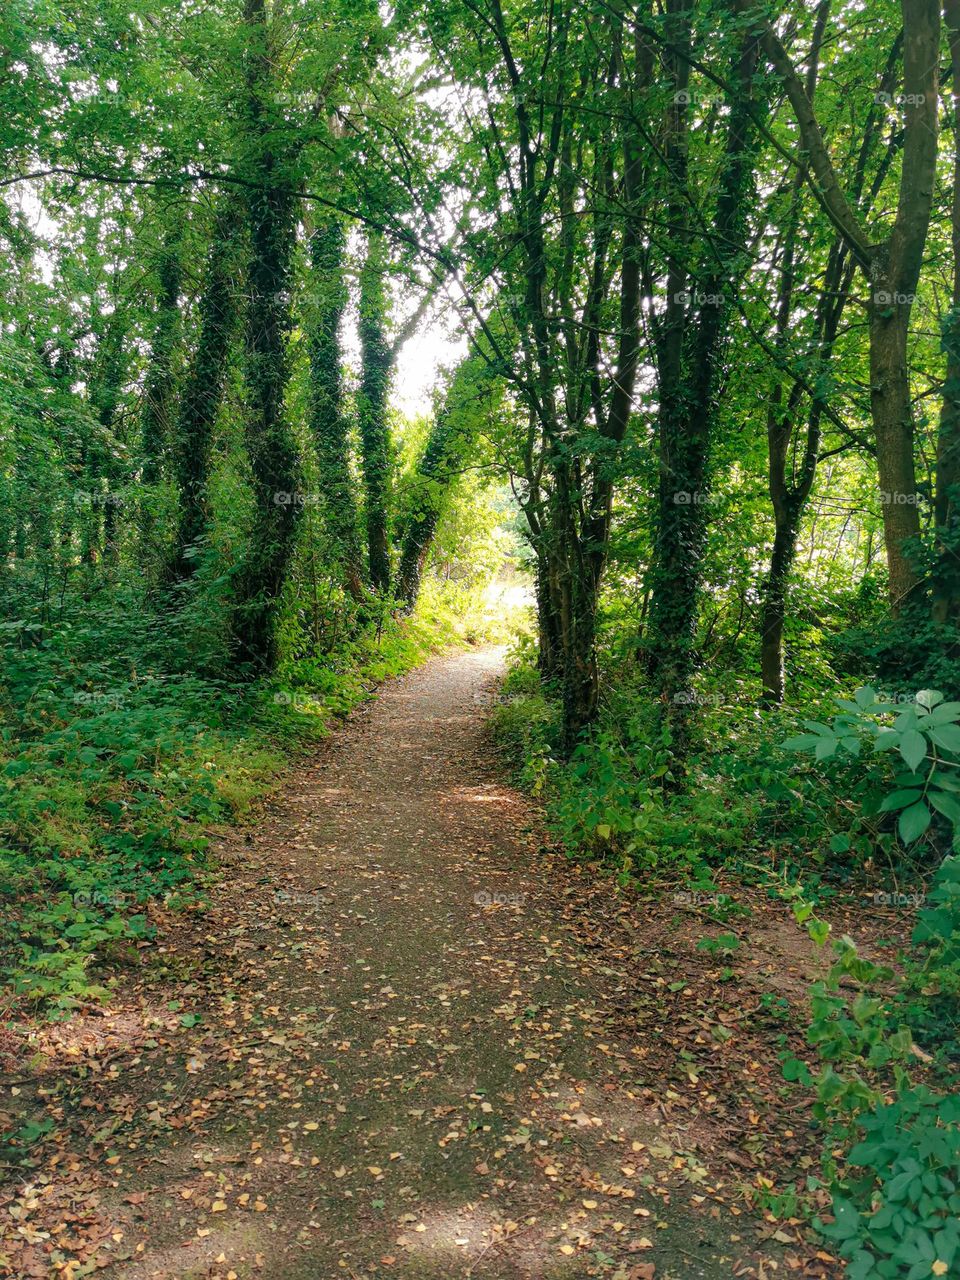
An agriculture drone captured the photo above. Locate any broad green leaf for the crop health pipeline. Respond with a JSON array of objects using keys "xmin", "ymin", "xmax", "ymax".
[
  {"xmin": 916, "ymin": 689, "xmax": 944, "ymax": 710},
  {"xmin": 898, "ymin": 801, "xmax": 932, "ymax": 844},
  {"xmin": 926, "ymin": 702, "xmax": 960, "ymax": 727},
  {"xmin": 898, "ymin": 729, "xmax": 928, "ymax": 774},
  {"xmin": 929, "ymin": 724, "xmax": 960, "ymax": 754},
  {"xmin": 803, "ymin": 720, "xmax": 835, "ymax": 737},
  {"xmin": 815, "ymin": 736, "xmax": 838, "ymax": 761},
  {"xmin": 929, "ymin": 790, "xmax": 960, "ymax": 827},
  {"xmin": 783, "ymin": 734, "xmax": 820, "ymax": 751},
  {"xmin": 879, "ymin": 789, "xmax": 923, "ymax": 813}
]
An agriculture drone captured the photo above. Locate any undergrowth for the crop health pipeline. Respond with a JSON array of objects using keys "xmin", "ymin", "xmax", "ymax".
[{"xmin": 1, "ymin": 576, "xmax": 488, "ymax": 1013}]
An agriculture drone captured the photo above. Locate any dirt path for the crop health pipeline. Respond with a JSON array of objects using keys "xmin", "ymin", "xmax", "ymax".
[{"xmin": 3, "ymin": 647, "xmax": 817, "ymax": 1279}]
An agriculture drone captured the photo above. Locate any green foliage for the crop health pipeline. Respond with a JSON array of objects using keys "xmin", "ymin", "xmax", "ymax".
[
  {"xmin": 785, "ymin": 687, "xmax": 960, "ymax": 855},
  {"xmin": 491, "ymin": 645, "xmax": 771, "ymax": 880},
  {"xmin": 696, "ymin": 932, "xmax": 741, "ymax": 958},
  {"xmin": 773, "ymin": 763, "xmax": 960, "ymax": 1277},
  {"xmin": 798, "ymin": 931, "xmax": 960, "ymax": 1280},
  {"xmin": 0, "ymin": 590, "xmax": 274, "ymax": 1007},
  {"xmin": 898, "ymin": 856, "xmax": 960, "ymax": 1061},
  {"xmin": 836, "ymin": 613, "xmax": 960, "ymax": 704},
  {"xmin": 819, "ymin": 1089, "xmax": 960, "ymax": 1280}
]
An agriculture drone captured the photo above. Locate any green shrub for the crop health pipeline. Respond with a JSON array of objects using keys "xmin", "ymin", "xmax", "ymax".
[
  {"xmin": 780, "ymin": 700, "xmax": 960, "ymax": 1279},
  {"xmin": 820, "ymin": 1088, "xmax": 960, "ymax": 1280},
  {"xmin": 785, "ymin": 687, "xmax": 960, "ymax": 857}
]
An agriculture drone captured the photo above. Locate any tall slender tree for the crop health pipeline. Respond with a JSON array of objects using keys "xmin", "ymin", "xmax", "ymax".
[
  {"xmin": 169, "ymin": 196, "xmax": 244, "ymax": 582},
  {"xmin": 357, "ymin": 230, "xmax": 393, "ymax": 593},
  {"xmin": 307, "ymin": 217, "xmax": 365, "ymax": 600},
  {"xmin": 229, "ymin": 0, "xmax": 303, "ymax": 668}
]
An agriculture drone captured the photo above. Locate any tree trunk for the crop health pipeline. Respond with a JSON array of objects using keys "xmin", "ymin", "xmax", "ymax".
[
  {"xmin": 648, "ymin": 24, "xmax": 763, "ymax": 720},
  {"xmin": 533, "ymin": 549, "xmax": 564, "ymax": 682},
  {"xmin": 562, "ymin": 564, "xmax": 599, "ymax": 754},
  {"xmin": 86, "ymin": 310, "xmax": 128, "ymax": 565},
  {"xmin": 141, "ymin": 225, "xmax": 183, "ymax": 488},
  {"xmin": 869, "ymin": 250, "xmax": 923, "ymax": 612},
  {"xmin": 169, "ymin": 196, "xmax": 243, "ymax": 582},
  {"xmin": 357, "ymin": 231, "xmax": 392, "ymax": 593},
  {"xmin": 306, "ymin": 218, "xmax": 364, "ymax": 600},
  {"xmin": 750, "ymin": 0, "xmax": 940, "ymax": 613},
  {"xmin": 229, "ymin": 0, "xmax": 301, "ymax": 670},
  {"xmin": 760, "ymin": 507, "xmax": 802, "ymax": 705},
  {"xmin": 934, "ymin": 306, "xmax": 960, "ymax": 625},
  {"xmin": 396, "ymin": 404, "xmax": 471, "ymax": 610}
]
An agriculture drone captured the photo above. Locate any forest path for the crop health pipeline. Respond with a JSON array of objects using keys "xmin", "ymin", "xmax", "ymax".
[{"xmin": 9, "ymin": 647, "xmax": 798, "ymax": 1279}]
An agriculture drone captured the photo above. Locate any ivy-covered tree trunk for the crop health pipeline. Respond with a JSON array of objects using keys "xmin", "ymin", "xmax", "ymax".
[
  {"xmin": 396, "ymin": 402, "xmax": 472, "ymax": 610},
  {"xmin": 533, "ymin": 548, "xmax": 564, "ymax": 682},
  {"xmin": 169, "ymin": 197, "xmax": 243, "ymax": 582},
  {"xmin": 85, "ymin": 309, "xmax": 128, "ymax": 565},
  {"xmin": 229, "ymin": 0, "xmax": 301, "ymax": 669},
  {"xmin": 357, "ymin": 231, "xmax": 392, "ymax": 593},
  {"xmin": 760, "ymin": 502, "xmax": 803, "ymax": 705},
  {"xmin": 563, "ymin": 550, "xmax": 601, "ymax": 745},
  {"xmin": 647, "ymin": 25, "xmax": 763, "ymax": 722},
  {"xmin": 868, "ymin": 255, "xmax": 925, "ymax": 613},
  {"xmin": 306, "ymin": 218, "xmax": 364, "ymax": 600},
  {"xmin": 141, "ymin": 225, "xmax": 183, "ymax": 487}
]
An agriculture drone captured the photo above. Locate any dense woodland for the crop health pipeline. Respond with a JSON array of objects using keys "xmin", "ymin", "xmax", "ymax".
[{"xmin": 3, "ymin": 0, "xmax": 960, "ymax": 1275}]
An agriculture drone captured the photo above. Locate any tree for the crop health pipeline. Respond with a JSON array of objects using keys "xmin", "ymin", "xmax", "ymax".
[
  {"xmin": 644, "ymin": 6, "xmax": 767, "ymax": 723},
  {"xmin": 169, "ymin": 195, "xmax": 244, "ymax": 582},
  {"xmin": 305, "ymin": 216, "xmax": 365, "ymax": 601},
  {"xmin": 357, "ymin": 230, "xmax": 393, "ymax": 593},
  {"xmin": 747, "ymin": 0, "xmax": 940, "ymax": 614}
]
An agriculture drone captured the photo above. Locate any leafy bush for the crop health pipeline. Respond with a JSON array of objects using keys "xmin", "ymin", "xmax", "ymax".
[
  {"xmin": 835, "ymin": 612, "xmax": 960, "ymax": 706},
  {"xmin": 820, "ymin": 1088, "xmax": 960, "ymax": 1280},
  {"xmin": 780, "ymin": 700, "xmax": 960, "ymax": 1280},
  {"xmin": 785, "ymin": 687, "xmax": 960, "ymax": 853},
  {"xmin": 492, "ymin": 646, "xmax": 774, "ymax": 879},
  {"xmin": 898, "ymin": 856, "xmax": 960, "ymax": 1061}
]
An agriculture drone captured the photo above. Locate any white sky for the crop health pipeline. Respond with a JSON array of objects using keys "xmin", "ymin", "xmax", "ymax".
[{"xmin": 392, "ymin": 306, "xmax": 468, "ymax": 417}]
